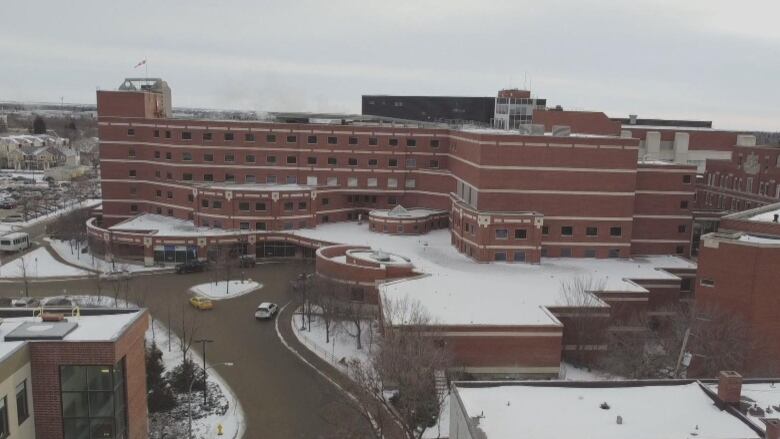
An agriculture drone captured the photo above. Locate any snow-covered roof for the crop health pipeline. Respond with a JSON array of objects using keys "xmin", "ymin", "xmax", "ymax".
[
  {"xmin": 370, "ymin": 205, "xmax": 445, "ymax": 219},
  {"xmin": 198, "ymin": 183, "xmax": 312, "ymax": 192},
  {"xmin": 293, "ymin": 223, "xmax": 696, "ymax": 326},
  {"xmin": 110, "ymin": 213, "xmax": 236, "ymax": 236},
  {"xmin": 738, "ymin": 234, "xmax": 780, "ymax": 245},
  {"xmin": 749, "ymin": 207, "xmax": 780, "ymax": 223},
  {"xmin": 453, "ymin": 382, "xmax": 760, "ymax": 439}
]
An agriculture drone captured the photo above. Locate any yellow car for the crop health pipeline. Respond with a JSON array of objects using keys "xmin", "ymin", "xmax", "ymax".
[{"xmin": 189, "ymin": 296, "xmax": 214, "ymax": 310}]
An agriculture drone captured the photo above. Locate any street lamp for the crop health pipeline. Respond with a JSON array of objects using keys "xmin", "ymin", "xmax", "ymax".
[{"xmin": 188, "ymin": 361, "xmax": 234, "ymax": 439}]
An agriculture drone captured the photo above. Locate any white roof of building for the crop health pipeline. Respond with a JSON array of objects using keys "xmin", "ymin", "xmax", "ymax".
[
  {"xmin": 705, "ymin": 382, "xmax": 780, "ymax": 431},
  {"xmin": 454, "ymin": 382, "xmax": 760, "ymax": 439},
  {"xmin": 749, "ymin": 208, "xmax": 780, "ymax": 223},
  {"xmin": 110, "ymin": 213, "xmax": 236, "ymax": 236},
  {"xmin": 294, "ymin": 223, "xmax": 696, "ymax": 326},
  {"xmin": 370, "ymin": 205, "xmax": 444, "ymax": 219}
]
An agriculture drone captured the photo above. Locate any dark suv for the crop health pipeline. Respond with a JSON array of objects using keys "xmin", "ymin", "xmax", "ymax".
[
  {"xmin": 175, "ymin": 260, "xmax": 207, "ymax": 274},
  {"xmin": 238, "ymin": 255, "xmax": 256, "ymax": 268}
]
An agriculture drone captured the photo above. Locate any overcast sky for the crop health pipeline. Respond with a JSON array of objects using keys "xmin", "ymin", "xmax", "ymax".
[{"xmin": 1, "ymin": 0, "xmax": 778, "ymax": 130}]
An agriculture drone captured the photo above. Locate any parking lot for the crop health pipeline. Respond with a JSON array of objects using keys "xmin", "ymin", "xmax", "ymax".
[{"xmin": 0, "ymin": 259, "xmax": 369, "ymax": 438}]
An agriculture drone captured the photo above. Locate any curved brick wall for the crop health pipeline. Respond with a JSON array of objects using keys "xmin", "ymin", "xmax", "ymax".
[{"xmin": 368, "ymin": 210, "xmax": 449, "ymax": 235}]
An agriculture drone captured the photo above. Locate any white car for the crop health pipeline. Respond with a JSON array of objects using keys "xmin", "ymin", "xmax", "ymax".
[{"xmin": 254, "ymin": 302, "xmax": 279, "ymax": 320}]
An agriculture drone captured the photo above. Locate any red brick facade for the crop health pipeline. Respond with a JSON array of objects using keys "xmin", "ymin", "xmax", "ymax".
[{"xmin": 697, "ymin": 145, "xmax": 780, "ymax": 212}]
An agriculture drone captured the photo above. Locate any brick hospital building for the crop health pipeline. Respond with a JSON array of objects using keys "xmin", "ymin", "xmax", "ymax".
[{"xmin": 92, "ymin": 78, "xmax": 697, "ymax": 265}]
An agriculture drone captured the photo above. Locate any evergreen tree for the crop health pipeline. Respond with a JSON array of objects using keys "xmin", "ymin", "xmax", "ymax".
[
  {"xmin": 146, "ymin": 342, "xmax": 175, "ymax": 413},
  {"xmin": 32, "ymin": 115, "xmax": 47, "ymax": 134}
]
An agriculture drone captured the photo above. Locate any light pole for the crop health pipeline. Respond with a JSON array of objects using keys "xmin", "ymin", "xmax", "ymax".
[
  {"xmin": 188, "ymin": 361, "xmax": 233, "ymax": 439},
  {"xmin": 195, "ymin": 339, "xmax": 214, "ymax": 405}
]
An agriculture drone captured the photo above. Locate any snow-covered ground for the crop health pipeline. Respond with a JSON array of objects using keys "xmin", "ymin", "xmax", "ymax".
[
  {"xmin": 190, "ymin": 280, "xmax": 262, "ymax": 300},
  {"xmin": 46, "ymin": 238, "xmax": 165, "ymax": 274},
  {"xmin": 0, "ymin": 246, "xmax": 89, "ymax": 278},
  {"xmin": 0, "ymin": 198, "xmax": 101, "ymax": 235},
  {"xmin": 560, "ymin": 362, "xmax": 624, "ymax": 381}
]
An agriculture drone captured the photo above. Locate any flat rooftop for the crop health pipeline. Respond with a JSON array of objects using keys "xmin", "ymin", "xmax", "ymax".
[
  {"xmin": 453, "ymin": 382, "xmax": 760, "ymax": 439},
  {"xmin": 108, "ymin": 214, "xmax": 236, "ymax": 237},
  {"xmin": 749, "ymin": 207, "xmax": 780, "ymax": 223},
  {"xmin": 294, "ymin": 223, "xmax": 695, "ymax": 326}
]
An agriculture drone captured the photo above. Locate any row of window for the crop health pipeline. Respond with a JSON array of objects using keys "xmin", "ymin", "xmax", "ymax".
[
  {"xmin": 131, "ymin": 170, "xmax": 419, "ymax": 189},
  {"xmin": 0, "ymin": 380, "xmax": 29, "ymax": 438},
  {"xmin": 129, "ymin": 149, "xmax": 439, "ymax": 169},
  {"xmin": 129, "ymin": 128, "xmax": 442, "ymax": 148}
]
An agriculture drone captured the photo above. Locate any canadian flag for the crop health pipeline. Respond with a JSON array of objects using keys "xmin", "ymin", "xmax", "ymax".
[{"xmin": 134, "ymin": 59, "xmax": 147, "ymax": 68}]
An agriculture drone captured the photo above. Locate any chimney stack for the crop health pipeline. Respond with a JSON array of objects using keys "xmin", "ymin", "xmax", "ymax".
[
  {"xmin": 717, "ymin": 371, "xmax": 743, "ymax": 405},
  {"xmin": 764, "ymin": 418, "xmax": 780, "ymax": 439}
]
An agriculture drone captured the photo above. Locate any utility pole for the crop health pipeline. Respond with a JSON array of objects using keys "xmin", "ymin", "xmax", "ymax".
[{"xmin": 195, "ymin": 338, "xmax": 214, "ymax": 406}]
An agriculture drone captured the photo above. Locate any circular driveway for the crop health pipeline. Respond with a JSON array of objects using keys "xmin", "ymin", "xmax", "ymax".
[{"xmin": 0, "ymin": 260, "xmax": 369, "ymax": 438}]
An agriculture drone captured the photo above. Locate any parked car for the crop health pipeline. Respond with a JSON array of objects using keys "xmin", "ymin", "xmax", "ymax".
[
  {"xmin": 11, "ymin": 297, "xmax": 40, "ymax": 308},
  {"xmin": 254, "ymin": 302, "xmax": 279, "ymax": 320},
  {"xmin": 175, "ymin": 260, "xmax": 207, "ymax": 274},
  {"xmin": 1, "ymin": 215, "xmax": 23, "ymax": 223},
  {"xmin": 189, "ymin": 296, "xmax": 214, "ymax": 310},
  {"xmin": 239, "ymin": 255, "xmax": 256, "ymax": 268},
  {"xmin": 99, "ymin": 270, "xmax": 130, "ymax": 281},
  {"xmin": 0, "ymin": 201, "xmax": 15, "ymax": 209}
]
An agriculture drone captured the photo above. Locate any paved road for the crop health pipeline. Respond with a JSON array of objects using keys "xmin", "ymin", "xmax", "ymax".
[{"xmin": 0, "ymin": 261, "xmax": 371, "ymax": 438}]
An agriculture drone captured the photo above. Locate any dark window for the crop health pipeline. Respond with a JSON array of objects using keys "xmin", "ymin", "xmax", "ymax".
[
  {"xmin": 284, "ymin": 202, "xmax": 293, "ymax": 211},
  {"xmin": 541, "ymin": 247, "xmax": 548, "ymax": 257},
  {"xmin": 322, "ymin": 198, "xmax": 329, "ymax": 205},
  {"xmin": 155, "ymin": 190, "xmax": 162, "ymax": 197},
  {"xmin": 153, "ymin": 129, "xmax": 160, "ymax": 138},
  {"xmin": 212, "ymin": 200, "xmax": 222, "ymax": 209},
  {"xmin": 256, "ymin": 222, "xmax": 267, "ymax": 231},
  {"xmin": 287, "ymin": 156, "xmax": 297, "ymax": 164},
  {"xmin": 224, "ymin": 132, "xmax": 234, "ymax": 141},
  {"xmin": 700, "ymin": 278, "xmax": 715, "ymax": 287},
  {"xmin": 680, "ymin": 200, "xmax": 689, "ymax": 209},
  {"xmin": 307, "ymin": 135, "xmax": 317, "ymax": 144},
  {"xmin": 225, "ymin": 173, "xmax": 235, "ymax": 183},
  {"xmin": 239, "ymin": 202, "xmax": 250, "ymax": 211},
  {"xmin": 266, "ymin": 134, "xmax": 276, "ymax": 143},
  {"xmin": 681, "ymin": 278, "xmax": 693, "ymax": 292},
  {"xmin": 388, "ymin": 196, "xmax": 397, "ymax": 205},
  {"xmin": 165, "ymin": 130, "xmax": 171, "ymax": 138},
  {"xmin": 130, "ymin": 204, "xmax": 138, "ymax": 212},
  {"xmin": 542, "ymin": 226, "xmax": 549, "ymax": 235},
  {"xmin": 327, "ymin": 157, "xmax": 337, "ymax": 165},
  {"xmin": 368, "ymin": 159, "xmax": 378, "ymax": 166},
  {"xmin": 307, "ymin": 156, "xmax": 317, "ymax": 165},
  {"xmin": 127, "ymin": 128, "xmax": 135, "ymax": 136},
  {"xmin": 349, "ymin": 136, "xmax": 358, "ymax": 145},
  {"xmin": 128, "ymin": 170, "xmax": 136, "ymax": 177},
  {"xmin": 287, "ymin": 135, "xmax": 296, "ymax": 143},
  {"xmin": 676, "ymin": 245, "xmax": 685, "ymax": 254},
  {"xmin": 322, "ymin": 215, "xmax": 329, "ymax": 223},
  {"xmin": 369, "ymin": 137, "xmax": 378, "ymax": 146},
  {"xmin": 328, "ymin": 136, "xmax": 337, "ymax": 145},
  {"xmin": 245, "ymin": 133, "xmax": 256, "ymax": 142},
  {"xmin": 513, "ymin": 251, "xmax": 526, "ymax": 262},
  {"xmin": 165, "ymin": 152, "xmax": 172, "ymax": 160},
  {"xmin": 494, "ymin": 252, "xmax": 507, "ymax": 261},
  {"xmin": 608, "ymin": 249, "xmax": 620, "ymax": 258},
  {"xmin": 267, "ymin": 155, "xmax": 277, "ymax": 164},
  {"xmin": 240, "ymin": 222, "xmax": 250, "ymax": 230},
  {"xmin": 183, "ymin": 173, "xmax": 193, "ymax": 181},
  {"xmin": 0, "ymin": 397, "xmax": 8, "ymax": 438},
  {"xmin": 154, "ymin": 151, "xmax": 160, "ymax": 159},
  {"xmin": 406, "ymin": 138, "xmax": 416, "ymax": 147},
  {"xmin": 560, "ymin": 248, "xmax": 572, "ymax": 257},
  {"xmin": 182, "ymin": 152, "xmax": 192, "ymax": 161},
  {"xmin": 430, "ymin": 160, "xmax": 439, "ymax": 168},
  {"xmin": 610, "ymin": 227, "xmax": 622, "ymax": 237},
  {"xmin": 61, "ymin": 362, "xmax": 127, "ymax": 439},
  {"xmin": 389, "ymin": 159, "xmax": 398, "ymax": 167},
  {"xmin": 348, "ymin": 158, "xmax": 358, "ymax": 166},
  {"xmin": 586, "ymin": 227, "xmax": 598, "ymax": 236},
  {"xmin": 187, "ymin": 194, "xmax": 193, "ymax": 202},
  {"xmin": 298, "ymin": 201, "xmax": 307, "ymax": 210},
  {"xmin": 585, "ymin": 248, "xmax": 597, "ymax": 258},
  {"xmin": 128, "ymin": 148, "xmax": 136, "ymax": 158},
  {"xmin": 389, "ymin": 138, "xmax": 398, "ymax": 146},
  {"xmin": 204, "ymin": 153, "xmax": 214, "ymax": 162},
  {"xmin": 683, "ymin": 175, "xmax": 692, "ymax": 183},
  {"xmin": 515, "ymin": 229, "xmax": 527, "ymax": 239},
  {"xmin": 225, "ymin": 153, "xmax": 235, "ymax": 162},
  {"xmin": 678, "ymin": 224, "xmax": 687, "ymax": 233},
  {"xmin": 203, "ymin": 132, "xmax": 213, "ymax": 141},
  {"xmin": 204, "ymin": 174, "xmax": 213, "ymax": 182},
  {"xmin": 561, "ymin": 226, "xmax": 573, "ymax": 236},
  {"xmin": 255, "ymin": 202, "xmax": 266, "ymax": 211},
  {"xmin": 430, "ymin": 139, "xmax": 440, "ymax": 148},
  {"xmin": 181, "ymin": 131, "xmax": 192, "ymax": 140},
  {"xmin": 495, "ymin": 229, "xmax": 508, "ymax": 239},
  {"xmin": 155, "ymin": 170, "xmax": 160, "ymax": 178},
  {"xmin": 166, "ymin": 191, "xmax": 172, "ymax": 199},
  {"xmin": 246, "ymin": 154, "xmax": 256, "ymax": 163}
]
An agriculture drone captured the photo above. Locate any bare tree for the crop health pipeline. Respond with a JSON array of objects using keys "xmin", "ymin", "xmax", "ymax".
[
  {"xmin": 340, "ymin": 299, "xmax": 375, "ymax": 351},
  {"xmin": 16, "ymin": 257, "xmax": 30, "ymax": 297},
  {"xmin": 212, "ymin": 245, "xmax": 238, "ymax": 295},
  {"xmin": 347, "ymin": 297, "xmax": 452, "ymax": 439},
  {"xmin": 556, "ymin": 276, "xmax": 609, "ymax": 366},
  {"xmin": 310, "ymin": 277, "xmax": 342, "ymax": 344},
  {"xmin": 685, "ymin": 303, "xmax": 753, "ymax": 377}
]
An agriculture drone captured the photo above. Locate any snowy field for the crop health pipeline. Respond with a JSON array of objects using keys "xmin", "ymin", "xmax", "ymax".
[
  {"xmin": 0, "ymin": 247, "xmax": 88, "ymax": 278},
  {"xmin": 0, "ymin": 199, "xmax": 100, "ymax": 235},
  {"xmin": 46, "ymin": 238, "xmax": 165, "ymax": 274},
  {"xmin": 190, "ymin": 280, "xmax": 262, "ymax": 300}
]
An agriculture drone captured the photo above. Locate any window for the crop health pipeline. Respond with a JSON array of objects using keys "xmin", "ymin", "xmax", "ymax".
[
  {"xmin": 127, "ymin": 128, "xmax": 135, "ymax": 136},
  {"xmin": 286, "ymin": 176, "xmax": 296, "ymax": 184},
  {"xmin": 430, "ymin": 160, "xmax": 439, "ymax": 169},
  {"xmin": 680, "ymin": 200, "xmax": 689, "ymax": 209},
  {"xmin": 287, "ymin": 156, "xmax": 297, "ymax": 164},
  {"xmin": 298, "ymin": 201, "xmax": 307, "ymax": 210},
  {"xmin": 130, "ymin": 204, "xmax": 138, "ymax": 212},
  {"xmin": 182, "ymin": 152, "xmax": 192, "ymax": 161},
  {"xmin": 328, "ymin": 136, "xmax": 337, "ymax": 145},
  {"xmin": 327, "ymin": 177, "xmax": 338, "ymax": 186},
  {"xmin": 255, "ymin": 202, "xmax": 266, "ymax": 211},
  {"xmin": 61, "ymin": 362, "xmax": 127, "ymax": 439},
  {"xmin": 246, "ymin": 154, "xmax": 256, "ymax": 163},
  {"xmin": 181, "ymin": 131, "xmax": 192, "ymax": 140},
  {"xmin": 541, "ymin": 247, "xmax": 548, "ymax": 257},
  {"xmin": 348, "ymin": 177, "xmax": 358, "ymax": 187},
  {"xmin": 515, "ymin": 229, "xmax": 527, "ymax": 239},
  {"xmin": 388, "ymin": 178, "xmax": 398, "ymax": 188},
  {"xmin": 327, "ymin": 157, "xmax": 337, "ymax": 165},
  {"xmin": 683, "ymin": 175, "xmax": 692, "ymax": 183},
  {"xmin": 307, "ymin": 156, "xmax": 317, "ymax": 165},
  {"xmin": 307, "ymin": 176, "xmax": 318, "ymax": 186},
  {"xmin": 129, "ymin": 186, "xmax": 137, "ymax": 195},
  {"xmin": 676, "ymin": 245, "xmax": 685, "ymax": 254},
  {"xmin": 369, "ymin": 137, "xmax": 378, "ymax": 146},
  {"xmin": 224, "ymin": 132, "xmax": 234, "ymax": 141},
  {"xmin": 183, "ymin": 173, "xmax": 193, "ymax": 181},
  {"xmin": 154, "ymin": 151, "xmax": 161, "ymax": 159},
  {"xmin": 348, "ymin": 158, "xmax": 358, "ymax": 166},
  {"xmin": 225, "ymin": 173, "xmax": 235, "ymax": 183},
  {"xmin": 388, "ymin": 196, "xmax": 397, "ymax": 205},
  {"xmin": 349, "ymin": 136, "xmax": 358, "ymax": 145},
  {"xmin": 368, "ymin": 158, "xmax": 378, "ymax": 166},
  {"xmin": 322, "ymin": 198, "xmax": 329, "ymax": 205},
  {"xmin": 128, "ymin": 170, "xmax": 136, "ymax": 177},
  {"xmin": 0, "ymin": 397, "xmax": 8, "ymax": 438},
  {"xmin": 494, "ymin": 252, "xmax": 507, "ymax": 262},
  {"xmin": 542, "ymin": 226, "xmax": 549, "ymax": 235},
  {"xmin": 256, "ymin": 222, "xmax": 267, "ymax": 231},
  {"xmin": 155, "ymin": 170, "xmax": 161, "ymax": 178},
  {"xmin": 202, "ymin": 200, "xmax": 210, "ymax": 209},
  {"xmin": 495, "ymin": 229, "xmax": 509, "ymax": 239},
  {"xmin": 561, "ymin": 226, "xmax": 573, "ymax": 236},
  {"xmin": 405, "ymin": 158, "xmax": 416, "ymax": 168},
  {"xmin": 586, "ymin": 227, "xmax": 598, "ymax": 237},
  {"xmin": 367, "ymin": 177, "xmax": 378, "ymax": 187},
  {"xmin": 204, "ymin": 153, "xmax": 214, "ymax": 162},
  {"xmin": 560, "ymin": 248, "xmax": 572, "ymax": 257},
  {"xmin": 128, "ymin": 148, "xmax": 136, "ymax": 158},
  {"xmin": 700, "ymin": 278, "xmax": 715, "ymax": 287},
  {"xmin": 284, "ymin": 202, "xmax": 293, "ymax": 211},
  {"xmin": 204, "ymin": 174, "xmax": 213, "ymax": 182},
  {"xmin": 430, "ymin": 139, "xmax": 440, "ymax": 148},
  {"xmin": 610, "ymin": 227, "xmax": 622, "ymax": 237},
  {"xmin": 389, "ymin": 138, "xmax": 399, "ymax": 146},
  {"xmin": 513, "ymin": 251, "xmax": 526, "ymax": 262},
  {"xmin": 405, "ymin": 178, "xmax": 416, "ymax": 189},
  {"xmin": 681, "ymin": 278, "xmax": 693, "ymax": 292},
  {"xmin": 153, "ymin": 129, "xmax": 160, "ymax": 138},
  {"xmin": 287, "ymin": 135, "xmax": 297, "ymax": 143},
  {"xmin": 245, "ymin": 133, "xmax": 255, "ymax": 142},
  {"xmin": 239, "ymin": 202, "xmax": 250, "ymax": 211},
  {"xmin": 585, "ymin": 248, "xmax": 597, "ymax": 258},
  {"xmin": 225, "ymin": 153, "xmax": 235, "ymax": 162},
  {"xmin": 267, "ymin": 155, "xmax": 277, "ymax": 164},
  {"xmin": 212, "ymin": 200, "xmax": 222, "ymax": 209},
  {"xmin": 308, "ymin": 135, "xmax": 317, "ymax": 144},
  {"xmin": 187, "ymin": 194, "xmax": 194, "ymax": 202},
  {"xmin": 203, "ymin": 132, "xmax": 213, "ymax": 141},
  {"xmin": 240, "ymin": 222, "xmax": 250, "ymax": 230},
  {"xmin": 608, "ymin": 249, "xmax": 620, "ymax": 258},
  {"xmin": 166, "ymin": 191, "xmax": 173, "ymax": 199},
  {"xmin": 389, "ymin": 158, "xmax": 398, "ymax": 167},
  {"xmin": 678, "ymin": 224, "xmax": 687, "ymax": 233},
  {"xmin": 406, "ymin": 138, "xmax": 416, "ymax": 147},
  {"xmin": 165, "ymin": 130, "xmax": 171, "ymax": 138},
  {"xmin": 165, "ymin": 152, "xmax": 172, "ymax": 160}
]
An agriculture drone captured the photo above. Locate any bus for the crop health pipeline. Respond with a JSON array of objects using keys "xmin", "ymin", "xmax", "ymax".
[{"xmin": 0, "ymin": 232, "xmax": 30, "ymax": 253}]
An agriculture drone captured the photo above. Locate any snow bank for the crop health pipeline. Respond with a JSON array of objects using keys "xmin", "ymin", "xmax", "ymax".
[
  {"xmin": 46, "ymin": 239, "xmax": 165, "ymax": 273},
  {"xmin": 190, "ymin": 280, "xmax": 262, "ymax": 300},
  {"xmin": 0, "ymin": 247, "xmax": 89, "ymax": 278}
]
